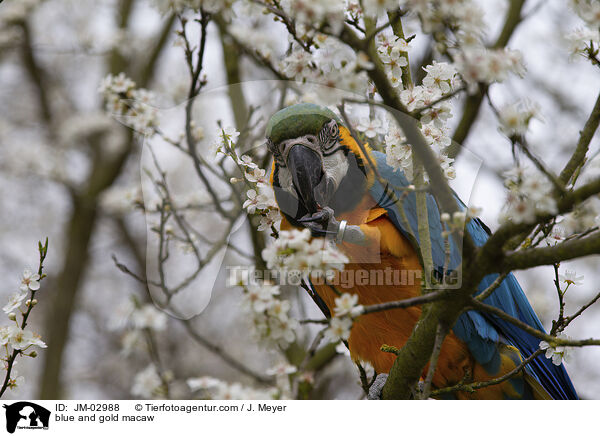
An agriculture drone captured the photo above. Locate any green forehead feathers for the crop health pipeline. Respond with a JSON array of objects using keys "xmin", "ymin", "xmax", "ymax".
[{"xmin": 265, "ymin": 103, "xmax": 343, "ymax": 144}]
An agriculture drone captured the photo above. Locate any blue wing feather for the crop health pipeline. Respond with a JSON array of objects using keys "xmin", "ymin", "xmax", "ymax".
[
  {"xmin": 369, "ymin": 152, "xmax": 462, "ymax": 275},
  {"xmin": 466, "ymin": 220, "xmax": 578, "ymax": 400},
  {"xmin": 368, "ymin": 151, "xmax": 578, "ymax": 399}
]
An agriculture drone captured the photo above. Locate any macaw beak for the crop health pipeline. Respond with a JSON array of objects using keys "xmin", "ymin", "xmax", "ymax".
[{"xmin": 286, "ymin": 144, "xmax": 334, "ymax": 215}]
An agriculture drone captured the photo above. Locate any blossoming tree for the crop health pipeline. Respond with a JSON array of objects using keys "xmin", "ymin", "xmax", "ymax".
[{"xmin": 1, "ymin": 0, "xmax": 599, "ymax": 399}]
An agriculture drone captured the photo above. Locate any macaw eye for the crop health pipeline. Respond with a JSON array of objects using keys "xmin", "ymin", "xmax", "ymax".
[{"xmin": 318, "ymin": 119, "xmax": 340, "ymax": 151}]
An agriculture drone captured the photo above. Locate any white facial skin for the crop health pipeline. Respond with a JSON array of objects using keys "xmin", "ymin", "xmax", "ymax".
[
  {"xmin": 276, "ymin": 134, "xmax": 348, "ymax": 199},
  {"xmin": 275, "ymin": 132, "xmax": 366, "ymax": 245}
]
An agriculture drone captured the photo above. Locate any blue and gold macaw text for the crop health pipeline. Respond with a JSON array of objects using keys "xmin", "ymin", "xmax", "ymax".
[{"xmin": 227, "ymin": 266, "xmax": 423, "ymax": 289}]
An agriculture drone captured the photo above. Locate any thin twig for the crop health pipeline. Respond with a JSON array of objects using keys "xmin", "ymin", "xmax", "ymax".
[
  {"xmin": 361, "ymin": 289, "xmax": 451, "ymax": 315},
  {"xmin": 430, "ymin": 349, "xmax": 544, "ymax": 397},
  {"xmin": 475, "ymin": 273, "xmax": 509, "ymax": 301},
  {"xmin": 0, "ymin": 238, "xmax": 48, "ymax": 397},
  {"xmin": 420, "ymin": 322, "xmax": 447, "ymax": 399},
  {"xmin": 470, "ymin": 298, "xmax": 600, "ymax": 346}
]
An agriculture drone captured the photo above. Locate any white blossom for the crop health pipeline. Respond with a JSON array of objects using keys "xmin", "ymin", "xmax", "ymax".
[
  {"xmin": 379, "ymin": 49, "xmax": 408, "ymax": 79},
  {"xmin": 187, "ymin": 376, "xmax": 224, "ymax": 391},
  {"xmin": 127, "ymin": 90, "xmax": 158, "ymax": 134},
  {"xmin": 266, "ymin": 362, "xmax": 297, "ymax": 377},
  {"xmin": 243, "ymin": 188, "xmax": 275, "ymax": 214},
  {"xmin": 268, "ymin": 316, "xmax": 300, "ymax": 347},
  {"xmin": 20, "ymin": 269, "xmax": 40, "ymax": 292},
  {"xmin": 403, "ymin": 0, "xmax": 485, "ymax": 36},
  {"xmin": 500, "ymin": 193, "xmax": 537, "ymax": 225},
  {"xmin": 229, "ymin": 25, "xmax": 277, "ymax": 60},
  {"xmin": 131, "ymin": 304, "xmax": 168, "ymax": 331},
  {"xmin": 400, "ymin": 86, "xmax": 431, "ymax": 112},
  {"xmin": 280, "ymin": 0, "xmax": 346, "ymax": 34},
  {"xmin": 120, "ymin": 330, "xmax": 145, "ymax": 356},
  {"xmin": 559, "ymin": 204, "xmax": 600, "ymax": 234},
  {"xmin": 242, "ymin": 283, "xmax": 280, "ymax": 313},
  {"xmin": 238, "ymin": 276, "xmax": 298, "ymax": 348},
  {"xmin": 324, "ymin": 317, "xmax": 353, "ymax": 343},
  {"xmin": 99, "ymin": 72, "xmax": 135, "ymax": 95},
  {"xmin": 221, "ymin": 126, "xmax": 240, "ymax": 144},
  {"xmin": 131, "ymin": 364, "xmax": 162, "ymax": 399},
  {"xmin": 420, "ymin": 102, "xmax": 452, "ymax": 128},
  {"xmin": 192, "ymin": 124, "xmax": 205, "ymax": 141},
  {"xmin": 6, "ymin": 326, "xmax": 47, "ymax": 350},
  {"xmin": 453, "ymin": 47, "xmax": 526, "ymax": 94},
  {"xmin": 572, "ymin": 0, "xmax": 600, "ymax": 28},
  {"xmin": 244, "ymin": 167, "xmax": 268, "ymax": 184},
  {"xmin": 539, "ymin": 333, "xmax": 572, "ymax": 366},
  {"xmin": 266, "ymin": 298, "xmax": 291, "ymax": 321},
  {"xmin": 266, "ymin": 362, "xmax": 297, "ymax": 394},
  {"xmin": 361, "ymin": 0, "xmax": 398, "ymax": 17},
  {"xmin": 151, "ymin": 0, "xmax": 235, "ymax": 15},
  {"xmin": 546, "ymin": 227, "xmax": 566, "ymax": 245},
  {"xmin": 108, "ymin": 299, "xmax": 136, "ymax": 331},
  {"xmin": 0, "ymin": 326, "xmax": 11, "ymax": 346},
  {"xmin": 356, "ymin": 117, "xmax": 386, "ymax": 139},
  {"xmin": 559, "ymin": 270, "xmax": 584, "ymax": 287},
  {"xmin": 258, "ymin": 209, "xmax": 282, "ymax": 232},
  {"xmin": 99, "ymin": 73, "xmax": 158, "ymax": 134},
  {"xmin": 335, "ymin": 341, "xmax": 351, "ymax": 355},
  {"xmin": 8, "ymin": 369, "xmax": 25, "ymax": 390},
  {"xmin": 385, "ymin": 139, "xmax": 413, "ymax": 180},
  {"xmin": 333, "ymin": 293, "xmax": 363, "ymax": 317},
  {"xmin": 436, "ymin": 153, "xmax": 456, "ymax": 180},
  {"xmin": 3, "ymin": 290, "xmax": 27, "ymax": 314},
  {"xmin": 422, "ymin": 61, "xmax": 457, "ymax": 94},
  {"xmin": 565, "ymin": 27, "xmax": 600, "ymax": 58},
  {"xmin": 280, "ymin": 48, "xmax": 314, "ymax": 80},
  {"xmin": 100, "ymin": 185, "xmax": 142, "ymax": 215},
  {"xmin": 262, "ymin": 229, "xmax": 349, "ymax": 273},
  {"xmin": 500, "ymin": 167, "xmax": 558, "ymax": 224},
  {"xmin": 356, "ymin": 51, "xmax": 375, "ymax": 70},
  {"xmin": 498, "ymin": 100, "xmax": 541, "ymax": 137},
  {"xmin": 377, "ymin": 34, "xmax": 410, "ymax": 55}
]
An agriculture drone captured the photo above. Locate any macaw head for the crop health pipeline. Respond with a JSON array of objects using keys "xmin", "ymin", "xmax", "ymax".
[{"xmin": 266, "ymin": 103, "xmax": 373, "ymax": 229}]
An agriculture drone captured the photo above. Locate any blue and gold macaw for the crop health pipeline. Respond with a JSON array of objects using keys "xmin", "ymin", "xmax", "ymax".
[{"xmin": 266, "ymin": 103, "xmax": 578, "ymax": 399}]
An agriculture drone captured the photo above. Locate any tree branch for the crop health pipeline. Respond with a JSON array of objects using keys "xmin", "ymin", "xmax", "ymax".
[
  {"xmin": 449, "ymin": 0, "xmax": 527, "ymax": 156},
  {"xmin": 559, "ymin": 91, "xmax": 600, "ymax": 185},
  {"xmin": 430, "ymin": 349, "xmax": 544, "ymax": 397},
  {"xmin": 470, "ymin": 298, "xmax": 600, "ymax": 346},
  {"xmin": 501, "ymin": 231, "xmax": 600, "ymax": 271}
]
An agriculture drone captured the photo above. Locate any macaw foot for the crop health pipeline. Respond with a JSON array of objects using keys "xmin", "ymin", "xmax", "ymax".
[
  {"xmin": 367, "ymin": 373, "xmax": 388, "ymax": 400},
  {"xmin": 299, "ymin": 206, "xmax": 368, "ymax": 245},
  {"xmin": 299, "ymin": 206, "xmax": 339, "ymax": 238}
]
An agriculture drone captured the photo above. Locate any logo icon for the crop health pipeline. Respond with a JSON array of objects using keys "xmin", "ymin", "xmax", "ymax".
[{"xmin": 3, "ymin": 402, "xmax": 50, "ymax": 433}]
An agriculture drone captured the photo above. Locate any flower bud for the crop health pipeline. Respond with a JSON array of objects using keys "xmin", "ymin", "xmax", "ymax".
[{"xmin": 8, "ymin": 313, "xmax": 16, "ymax": 321}]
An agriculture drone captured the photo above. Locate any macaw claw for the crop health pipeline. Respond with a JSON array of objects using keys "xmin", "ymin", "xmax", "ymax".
[
  {"xmin": 299, "ymin": 206, "xmax": 335, "ymax": 224},
  {"xmin": 299, "ymin": 207, "xmax": 339, "ymax": 238},
  {"xmin": 367, "ymin": 373, "xmax": 388, "ymax": 400},
  {"xmin": 302, "ymin": 222, "xmax": 338, "ymax": 238}
]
